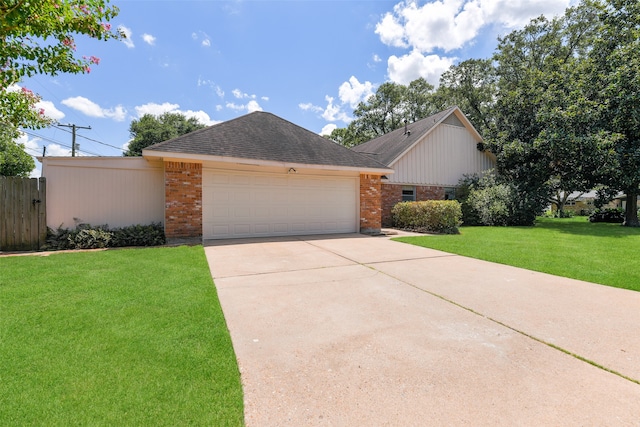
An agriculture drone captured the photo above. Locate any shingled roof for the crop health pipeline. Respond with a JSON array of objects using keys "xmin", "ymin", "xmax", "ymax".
[
  {"xmin": 144, "ymin": 111, "xmax": 390, "ymax": 171},
  {"xmin": 351, "ymin": 106, "xmax": 481, "ymax": 166}
]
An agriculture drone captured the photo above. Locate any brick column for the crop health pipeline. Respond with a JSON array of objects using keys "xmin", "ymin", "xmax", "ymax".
[
  {"xmin": 164, "ymin": 161, "xmax": 202, "ymax": 240},
  {"xmin": 359, "ymin": 174, "xmax": 382, "ymax": 234}
]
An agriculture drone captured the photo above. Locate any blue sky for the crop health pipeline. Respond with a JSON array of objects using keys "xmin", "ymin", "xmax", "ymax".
[{"xmin": 20, "ymin": 0, "xmax": 574, "ymax": 175}]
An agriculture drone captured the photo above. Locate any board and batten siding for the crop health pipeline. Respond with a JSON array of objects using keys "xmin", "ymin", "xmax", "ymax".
[
  {"xmin": 41, "ymin": 157, "xmax": 164, "ymax": 229},
  {"xmin": 388, "ymin": 123, "xmax": 494, "ymax": 186}
]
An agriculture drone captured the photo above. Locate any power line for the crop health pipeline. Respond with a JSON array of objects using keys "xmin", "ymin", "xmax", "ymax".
[
  {"xmin": 52, "ymin": 124, "xmax": 125, "ymax": 152},
  {"xmin": 21, "ymin": 129, "xmax": 102, "ymax": 157},
  {"xmin": 57, "ymin": 123, "xmax": 91, "ymax": 157}
]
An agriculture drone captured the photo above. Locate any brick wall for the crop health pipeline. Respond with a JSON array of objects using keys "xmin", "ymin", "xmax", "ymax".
[
  {"xmin": 381, "ymin": 183, "xmax": 445, "ymax": 227},
  {"xmin": 360, "ymin": 174, "xmax": 382, "ymax": 234},
  {"xmin": 164, "ymin": 161, "xmax": 202, "ymax": 239}
]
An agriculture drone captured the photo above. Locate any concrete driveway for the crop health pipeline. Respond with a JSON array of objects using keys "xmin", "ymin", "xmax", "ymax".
[{"xmin": 204, "ymin": 233, "xmax": 640, "ymax": 426}]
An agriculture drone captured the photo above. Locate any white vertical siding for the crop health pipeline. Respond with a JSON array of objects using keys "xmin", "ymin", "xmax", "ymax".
[
  {"xmin": 388, "ymin": 124, "xmax": 494, "ymax": 186},
  {"xmin": 41, "ymin": 157, "xmax": 164, "ymax": 229}
]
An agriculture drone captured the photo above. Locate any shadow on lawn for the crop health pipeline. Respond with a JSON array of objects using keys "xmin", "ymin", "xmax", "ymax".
[{"xmin": 534, "ymin": 218, "xmax": 640, "ymax": 238}]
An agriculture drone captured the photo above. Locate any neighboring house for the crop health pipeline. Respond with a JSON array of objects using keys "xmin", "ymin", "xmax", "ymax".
[
  {"xmin": 351, "ymin": 106, "xmax": 495, "ymax": 226},
  {"xmin": 550, "ymin": 191, "xmax": 598, "ymax": 215},
  {"xmin": 41, "ymin": 112, "xmax": 392, "ymax": 241}
]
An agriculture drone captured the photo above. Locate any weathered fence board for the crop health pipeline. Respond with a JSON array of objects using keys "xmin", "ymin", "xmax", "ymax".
[{"xmin": 0, "ymin": 177, "xmax": 46, "ymax": 251}]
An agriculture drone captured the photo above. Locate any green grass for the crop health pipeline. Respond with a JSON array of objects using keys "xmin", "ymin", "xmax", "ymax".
[
  {"xmin": 393, "ymin": 216, "xmax": 640, "ymax": 291},
  {"xmin": 0, "ymin": 246, "xmax": 244, "ymax": 426}
]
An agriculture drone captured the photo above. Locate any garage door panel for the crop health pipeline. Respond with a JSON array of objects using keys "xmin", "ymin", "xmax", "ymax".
[{"xmin": 203, "ymin": 170, "xmax": 357, "ymax": 239}]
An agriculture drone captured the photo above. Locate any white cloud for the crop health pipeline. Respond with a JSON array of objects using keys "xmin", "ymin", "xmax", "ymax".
[
  {"xmin": 388, "ymin": 51, "xmax": 455, "ymax": 85},
  {"xmin": 44, "ymin": 143, "xmax": 72, "ymax": 157},
  {"xmin": 197, "ymin": 78, "xmax": 225, "ymax": 98},
  {"xmin": 61, "ymin": 96, "xmax": 127, "ymax": 121},
  {"xmin": 35, "ymin": 100, "xmax": 65, "ymax": 121},
  {"xmin": 192, "ymin": 31, "xmax": 212, "ymax": 47},
  {"xmin": 298, "ymin": 103, "xmax": 324, "ymax": 114},
  {"xmin": 142, "ymin": 33, "xmax": 156, "ymax": 46},
  {"xmin": 181, "ymin": 110, "xmax": 219, "ymax": 126},
  {"xmin": 226, "ymin": 100, "xmax": 263, "ymax": 113},
  {"xmin": 321, "ymin": 96, "xmax": 351, "ymax": 123},
  {"xmin": 376, "ymin": 0, "xmax": 570, "ymax": 53},
  {"xmin": 232, "ymin": 89, "xmax": 255, "ymax": 99},
  {"xmin": 135, "ymin": 102, "xmax": 180, "ymax": 117},
  {"xmin": 338, "ymin": 76, "xmax": 375, "ymax": 109},
  {"xmin": 246, "ymin": 100, "xmax": 262, "ymax": 113},
  {"xmin": 118, "ymin": 25, "xmax": 135, "ymax": 48},
  {"xmin": 134, "ymin": 102, "xmax": 219, "ymax": 126},
  {"xmin": 320, "ymin": 123, "xmax": 337, "ymax": 136},
  {"xmin": 300, "ymin": 77, "xmax": 372, "ymax": 126}
]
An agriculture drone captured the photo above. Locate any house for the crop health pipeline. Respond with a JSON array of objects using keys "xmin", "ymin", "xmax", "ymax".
[
  {"xmin": 351, "ymin": 106, "xmax": 495, "ymax": 226},
  {"xmin": 41, "ymin": 112, "xmax": 392, "ymax": 241}
]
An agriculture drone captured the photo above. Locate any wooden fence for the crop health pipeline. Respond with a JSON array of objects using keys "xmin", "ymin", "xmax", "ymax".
[{"xmin": 0, "ymin": 177, "xmax": 47, "ymax": 251}]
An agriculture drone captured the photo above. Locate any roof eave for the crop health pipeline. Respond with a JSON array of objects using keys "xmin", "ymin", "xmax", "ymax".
[{"xmin": 142, "ymin": 150, "xmax": 394, "ymax": 175}]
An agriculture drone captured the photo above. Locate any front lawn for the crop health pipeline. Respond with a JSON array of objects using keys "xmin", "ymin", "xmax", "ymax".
[
  {"xmin": 393, "ymin": 217, "xmax": 640, "ymax": 291},
  {"xmin": 0, "ymin": 246, "xmax": 243, "ymax": 426}
]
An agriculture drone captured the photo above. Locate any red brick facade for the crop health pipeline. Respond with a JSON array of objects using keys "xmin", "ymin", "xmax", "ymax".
[
  {"xmin": 381, "ymin": 183, "xmax": 445, "ymax": 227},
  {"xmin": 359, "ymin": 174, "xmax": 382, "ymax": 233},
  {"xmin": 164, "ymin": 161, "xmax": 202, "ymax": 239}
]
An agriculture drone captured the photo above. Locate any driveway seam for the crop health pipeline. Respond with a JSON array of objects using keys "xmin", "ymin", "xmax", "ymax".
[
  {"xmin": 370, "ymin": 265, "xmax": 640, "ymax": 387},
  {"xmin": 303, "ymin": 238, "xmax": 640, "ymax": 387}
]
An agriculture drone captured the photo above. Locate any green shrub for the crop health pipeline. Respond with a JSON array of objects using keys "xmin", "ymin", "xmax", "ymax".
[
  {"xmin": 392, "ymin": 200, "xmax": 462, "ymax": 234},
  {"xmin": 45, "ymin": 223, "xmax": 165, "ymax": 251},
  {"xmin": 69, "ymin": 226, "xmax": 112, "ymax": 249},
  {"xmin": 110, "ymin": 223, "xmax": 166, "ymax": 247},
  {"xmin": 456, "ymin": 174, "xmax": 483, "ymax": 225},
  {"xmin": 589, "ymin": 208, "xmax": 624, "ymax": 223},
  {"xmin": 467, "ymin": 184, "xmax": 513, "ymax": 226}
]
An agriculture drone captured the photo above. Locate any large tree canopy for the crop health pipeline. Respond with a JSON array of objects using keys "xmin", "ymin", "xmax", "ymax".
[
  {"xmin": 327, "ymin": 78, "xmax": 440, "ymax": 147},
  {"xmin": 124, "ymin": 113, "xmax": 207, "ymax": 157},
  {"xmin": 484, "ymin": 3, "xmax": 606, "ymax": 224},
  {"xmin": 586, "ymin": 0, "xmax": 640, "ymax": 226}
]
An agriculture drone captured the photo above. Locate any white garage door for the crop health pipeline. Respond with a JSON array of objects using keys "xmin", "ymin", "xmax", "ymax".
[{"xmin": 202, "ymin": 169, "xmax": 358, "ymax": 239}]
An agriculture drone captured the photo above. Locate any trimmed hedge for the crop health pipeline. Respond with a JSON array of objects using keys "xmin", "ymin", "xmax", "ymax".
[
  {"xmin": 392, "ymin": 200, "xmax": 462, "ymax": 234},
  {"xmin": 45, "ymin": 222, "xmax": 166, "ymax": 250}
]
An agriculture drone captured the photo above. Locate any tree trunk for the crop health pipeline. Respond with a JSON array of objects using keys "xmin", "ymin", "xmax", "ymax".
[{"xmin": 623, "ymin": 190, "xmax": 639, "ymax": 227}]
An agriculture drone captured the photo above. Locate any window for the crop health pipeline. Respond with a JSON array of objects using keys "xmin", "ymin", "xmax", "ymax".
[
  {"xmin": 444, "ymin": 187, "xmax": 456, "ymax": 200},
  {"xmin": 402, "ymin": 186, "xmax": 416, "ymax": 202}
]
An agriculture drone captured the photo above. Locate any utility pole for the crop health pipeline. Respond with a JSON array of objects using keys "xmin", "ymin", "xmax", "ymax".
[{"xmin": 58, "ymin": 123, "xmax": 91, "ymax": 157}]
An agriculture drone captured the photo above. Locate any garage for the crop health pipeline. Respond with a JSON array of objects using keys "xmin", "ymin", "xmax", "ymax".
[
  {"xmin": 202, "ymin": 168, "xmax": 358, "ymax": 239},
  {"xmin": 142, "ymin": 111, "xmax": 391, "ymax": 241}
]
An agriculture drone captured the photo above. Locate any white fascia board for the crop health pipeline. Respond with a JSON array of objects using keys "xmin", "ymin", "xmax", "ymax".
[{"xmin": 142, "ymin": 150, "xmax": 394, "ymax": 175}]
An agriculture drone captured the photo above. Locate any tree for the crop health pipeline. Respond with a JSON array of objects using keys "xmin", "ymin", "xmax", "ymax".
[
  {"xmin": 327, "ymin": 79, "xmax": 440, "ymax": 147},
  {"xmin": 1, "ymin": 0, "xmax": 121, "ymax": 130},
  {"xmin": 124, "ymin": 112, "xmax": 207, "ymax": 156},
  {"xmin": 585, "ymin": 0, "xmax": 640, "ymax": 226},
  {"xmin": 485, "ymin": 2, "xmax": 604, "ymax": 225},
  {"xmin": 0, "ymin": 127, "xmax": 34, "ymax": 177},
  {"xmin": 435, "ymin": 59, "xmax": 497, "ymax": 136}
]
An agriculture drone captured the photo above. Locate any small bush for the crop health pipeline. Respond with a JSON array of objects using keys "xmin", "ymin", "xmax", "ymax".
[
  {"xmin": 467, "ymin": 184, "xmax": 512, "ymax": 226},
  {"xmin": 392, "ymin": 200, "xmax": 462, "ymax": 234},
  {"xmin": 69, "ymin": 226, "xmax": 112, "ymax": 249},
  {"xmin": 45, "ymin": 223, "xmax": 166, "ymax": 251},
  {"xmin": 589, "ymin": 208, "xmax": 624, "ymax": 223},
  {"xmin": 110, "ymin": 223, "xmax": 166, "ymax": 247}
]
